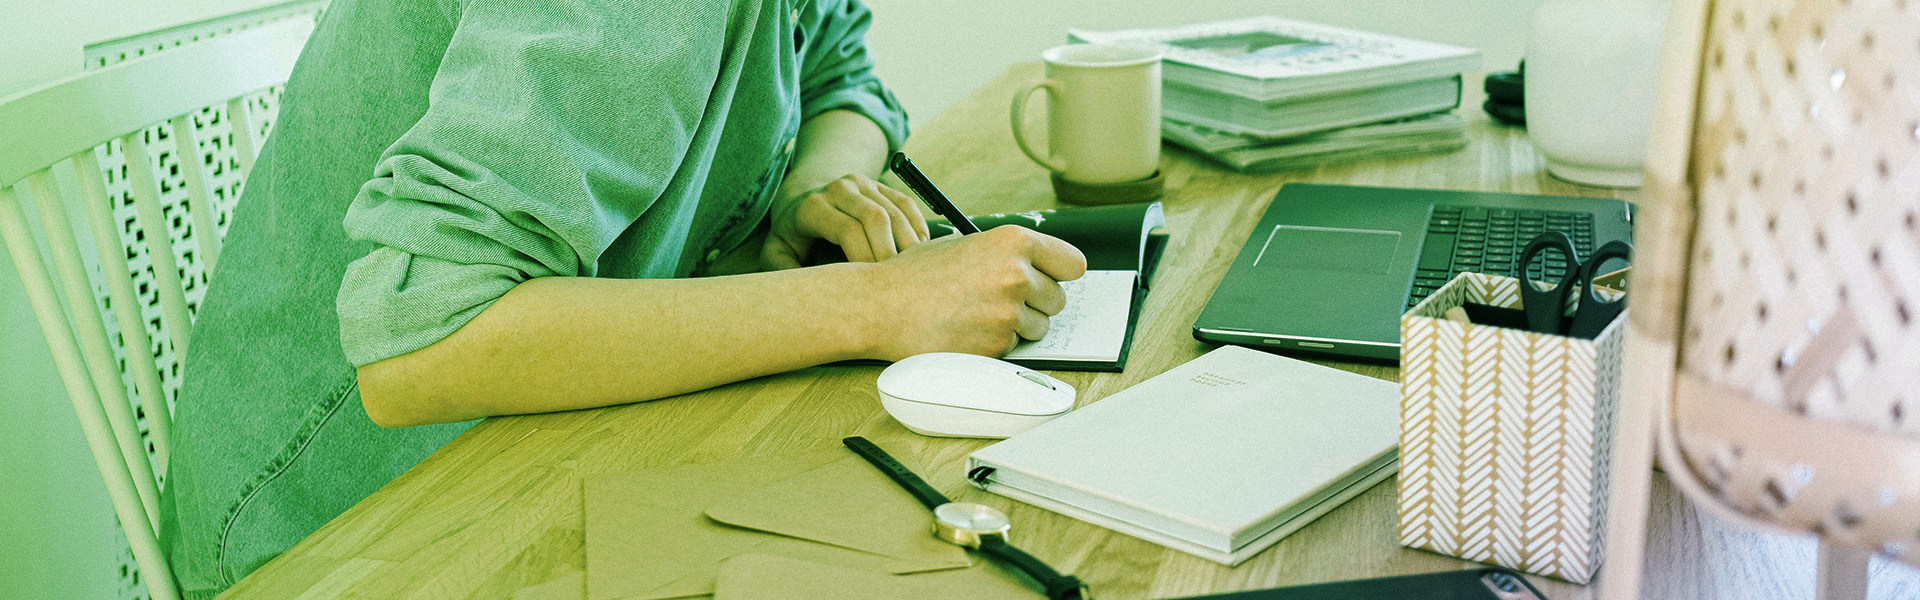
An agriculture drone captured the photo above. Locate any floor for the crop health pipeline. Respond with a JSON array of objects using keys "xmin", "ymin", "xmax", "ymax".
[{"xmin": 1640, "ymin": 475, "xmax": 1919, "ymax": 599}]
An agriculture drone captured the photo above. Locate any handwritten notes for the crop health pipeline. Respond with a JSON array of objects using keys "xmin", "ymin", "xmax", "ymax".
[{"xmin": 1004, "ymin": 270, "xmax": 1136, "ymax": 363}]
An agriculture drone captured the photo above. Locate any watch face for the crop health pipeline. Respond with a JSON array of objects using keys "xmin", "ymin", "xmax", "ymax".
[{"xmin": 934, "ymin": 502, "xmax": 1011, "ymax": 533}]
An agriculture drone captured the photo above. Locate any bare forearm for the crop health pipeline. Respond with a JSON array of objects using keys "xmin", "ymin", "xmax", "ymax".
[
  {"xmin": 359, "ymin": 112, "xmax": 910, "ymax": 427},
  {"xmin": 356, "ymin": 263, "xmax": 880, "ymax": 427},
  {"xmin": 778, "ymin": 109, "xmax": 893, "ymax": 202}
]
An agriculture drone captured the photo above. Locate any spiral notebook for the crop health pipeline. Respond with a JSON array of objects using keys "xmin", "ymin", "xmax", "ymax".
[{"xmin": 965, "ymin": 345, "xmax": 1401, "ymax": 565}]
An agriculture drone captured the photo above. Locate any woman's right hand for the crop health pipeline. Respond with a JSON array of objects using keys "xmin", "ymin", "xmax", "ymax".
[{"xmin": 857, "ymin": 225, "xmax": 1088, "ymax": 360}]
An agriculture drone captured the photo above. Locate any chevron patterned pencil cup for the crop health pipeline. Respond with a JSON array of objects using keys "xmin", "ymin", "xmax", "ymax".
[{"xmin": 1396, "ymin": 272, "xmax": 1626, "ymax": 583}]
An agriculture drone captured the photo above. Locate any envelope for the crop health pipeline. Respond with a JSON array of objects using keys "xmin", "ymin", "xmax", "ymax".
[
  {"xmin": 513, "ymin": 571, "xmax": 583, "ymax": 600},
  {"xmin": 713, "ymin": 553, "xmax": 1034, "ymax": 600},
  {"xmin": 583, "ymin": 450, "xmax": 971, "ymax": 600}
]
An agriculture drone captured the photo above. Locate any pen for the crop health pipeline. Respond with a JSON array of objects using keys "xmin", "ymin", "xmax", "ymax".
[{"xmin": 888, "ymin": 152, "xmax": 980, "ymax": 234}]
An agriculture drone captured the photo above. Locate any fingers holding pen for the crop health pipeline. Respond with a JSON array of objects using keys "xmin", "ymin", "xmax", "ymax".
[
  {"xmin": 787, "ymin": 174, "xmax": 913, "ymax": 263},
  {"xmin": 795, "ymin": 192, "xmax": 877, "ymax": 263},
  {"xmin": 874, "ymin": 183, "xmax": 931, "ymax": 248},
  {"xmin": 846, "ymin": 176, "xmax": 923, "ymax": 259},
  {"xmin": 861, "ymin": 223, "xmax": 1096, "ymax": 360}
]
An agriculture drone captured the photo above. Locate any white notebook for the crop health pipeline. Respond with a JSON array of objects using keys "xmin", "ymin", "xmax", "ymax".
[
  {"xmin": 1002, "ymin": 270, "xmax": 1136, "ymax": 365},
  {"xmin": 920, "ymin": 202, "xmax": 1166, "ymax": 372},
  {"xmin": 966, "ymin": 345, "xmax": 1401, "ymax": 565}
]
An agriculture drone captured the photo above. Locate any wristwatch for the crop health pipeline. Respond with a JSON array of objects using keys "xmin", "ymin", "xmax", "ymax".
[{"xmin": 843, "ymin": 436, "xmax": 1090, "ymax": 600}]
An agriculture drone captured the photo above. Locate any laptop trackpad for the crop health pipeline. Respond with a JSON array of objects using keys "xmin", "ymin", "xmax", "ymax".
[{"xmin": 1253, "ymin": 225, "xmax": 1401, "ymax": 274}]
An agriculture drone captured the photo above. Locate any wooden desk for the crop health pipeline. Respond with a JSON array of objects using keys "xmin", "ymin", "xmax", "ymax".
[{"xmin": 224, "ymin": 64, "xmax": 1913, "ymax": 600}]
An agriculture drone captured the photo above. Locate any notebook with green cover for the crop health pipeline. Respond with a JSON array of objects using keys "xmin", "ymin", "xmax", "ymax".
[
  {"xmin": 946, "ymin": 203, "xmax": 1165, "ymax": 372},
  {"xmin": 813, "ymin": 202, "xmax": 1167, "ymax": 372}
]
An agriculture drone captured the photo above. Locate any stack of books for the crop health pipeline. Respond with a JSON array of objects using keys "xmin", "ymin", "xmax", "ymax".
[{"xmin": 1071, "ymin": 17, "xmax": 1483, "ymax": 172}]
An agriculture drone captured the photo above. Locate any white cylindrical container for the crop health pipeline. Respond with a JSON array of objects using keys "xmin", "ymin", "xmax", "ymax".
[{"xmin": 1524, "ymin": 0, "xmax": 1667, "ymax": 188}]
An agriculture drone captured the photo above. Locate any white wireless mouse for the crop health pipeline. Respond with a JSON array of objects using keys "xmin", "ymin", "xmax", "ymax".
[{"xmin": 876, "ymin": 353, "xmax": 1075, "ymax": 439}]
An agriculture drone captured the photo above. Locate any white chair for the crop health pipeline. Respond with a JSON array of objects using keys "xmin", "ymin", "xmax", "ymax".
[
  {"xmin": 0, "ymin": 21, "xmax": 307, "ymax": 600},
  {"xmin": 1604, "ymin": 0, "xmax": 1920, "ymax": 598}
]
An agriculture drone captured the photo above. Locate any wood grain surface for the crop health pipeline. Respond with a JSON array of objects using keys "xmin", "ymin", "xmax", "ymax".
[{"xmin": 222, "ymin": 63, "xmax": 1920, "ymax": 600}]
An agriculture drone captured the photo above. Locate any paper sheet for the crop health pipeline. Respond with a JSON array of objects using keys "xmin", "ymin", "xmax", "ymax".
[
  {"xmin": 704, "ymin": 455, "xmax": 970, "ymax": 567},
  {"xmin": 1004, "ymin": 270, "xmax": 1135, "ymax": 363},
  {"xmin": 714, "ymin": 554, "xmax": 1036, "ymax": 600},
  {"xmin": 582, "ymin": 451, "xmax": 969, "ymax": 600},
  {"xmin": 512, "ymin": 571, "xmax": 583, "ymax": 600}
]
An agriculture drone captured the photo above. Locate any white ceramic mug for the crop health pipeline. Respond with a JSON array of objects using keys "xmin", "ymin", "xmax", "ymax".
[{"xmin": 1010, "ymin": 44, "xmax": 1162, "ymax": 185}]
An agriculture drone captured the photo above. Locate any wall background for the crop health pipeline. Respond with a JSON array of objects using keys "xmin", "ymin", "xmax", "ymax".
[{"xmin": 0, "ymin": 1, "xmax": 1537, "ymax": 597}]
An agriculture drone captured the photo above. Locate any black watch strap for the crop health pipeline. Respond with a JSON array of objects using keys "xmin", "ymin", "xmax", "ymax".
[
  {"xmin": 979, "ymin": 537, "xmax": 1086, "ymax": 600},
  {"xmin": 843, "ymin": 436, "xmax": 950, "ymax": 510}
]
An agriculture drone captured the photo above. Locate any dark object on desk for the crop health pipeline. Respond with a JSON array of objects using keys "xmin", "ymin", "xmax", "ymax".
[
  {"xmin": 809, "ymin": 195, "xmax": 1167, "ymax": 278},
  {"xmin": 842, "ymin": 437, "xmax": 1089, "ymax": 600},
  {"xmin": 1193, "ymin": 184, "xmax": 1632, "ymax": 362},
  {"xmin": 1457, "ymin": 301, "xmax": 1533, "ymax": 330},
  {"xmin": 1517, "ymin": 232, "xmax": 1632, "ymax": 338},
  {"xmin": 1167, "ymin": 567, "xmax": 1548, "ymax": 600},
  {"xmin": 1482, "ymin": 63, "xmax": 1526, "ymax": 127},
  {"xmin": 1051, "ymin": 169, "xmax": 1165, "ymax": 206},
  {"xmin": 1482, "ymin": 98, "xmax": 1526, "ymax": 126},
  {"xmin": 1484, "ymin": 68, "xmax": 1524, "ymax": 103},
  {"xmin": 1451, "ymin": 300, "xmax": 1589, "ymax": 338},
  {"xmin": 811, "ymin": 202, "xmax": 1169, "ymax": 372},
  {"xmin": 889, "ymin": 152, "xmax": 979, "ymax": 233}
]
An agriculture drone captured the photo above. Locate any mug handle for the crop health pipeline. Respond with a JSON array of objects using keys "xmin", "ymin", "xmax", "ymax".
[{"xmin": 1009, "ymin": 81, "xmax": 1067, "ymax": 173}]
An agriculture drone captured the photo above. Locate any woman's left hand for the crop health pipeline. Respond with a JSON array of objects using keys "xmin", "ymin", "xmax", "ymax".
[{"xmin": 762, "ymin": 173, "xmax": 931, "ymax": 269}]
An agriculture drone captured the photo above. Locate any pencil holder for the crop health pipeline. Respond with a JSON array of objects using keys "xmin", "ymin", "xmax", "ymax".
[{"xmin": 1395, "ymin": 271, "xmax": 1625, "ymax": 583}]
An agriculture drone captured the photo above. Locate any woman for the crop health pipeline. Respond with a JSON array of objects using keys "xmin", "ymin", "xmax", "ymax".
[{"xmin": 159, "ymin": 0, "xmax": 1084, "ymax": 596}]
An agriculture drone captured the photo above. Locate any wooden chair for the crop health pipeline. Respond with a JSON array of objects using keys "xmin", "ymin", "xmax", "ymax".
[
  {"xmin": 0, "ymin": 21, "xmax": 307, "ymax": 600},
  {"xmin": 1605, "ymin": 0, "xmax": 1920, "ymax": 598}
]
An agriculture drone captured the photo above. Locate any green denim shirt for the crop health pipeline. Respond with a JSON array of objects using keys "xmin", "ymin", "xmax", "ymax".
[{"xmin": 158, "ymin": 0, "xmax": 907, "ymax": 596}]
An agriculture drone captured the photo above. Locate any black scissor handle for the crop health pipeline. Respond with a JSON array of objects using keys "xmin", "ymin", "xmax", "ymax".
[
  {"xmin": 1566, "ymin": 240, "xmax": 1633, "ymax": 338},
  {"xmin": 1517, "ymin": 232, "xmax": 1581, "ymax": 335}
]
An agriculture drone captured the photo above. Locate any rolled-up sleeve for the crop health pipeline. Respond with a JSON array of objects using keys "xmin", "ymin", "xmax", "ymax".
[
  {"xmin": 336, "ymin": 0, "xmax": 723, "ymax": 367},
  {"xmin": 799, "ymin": 0, "xmax": 909, "ymax": 152}
]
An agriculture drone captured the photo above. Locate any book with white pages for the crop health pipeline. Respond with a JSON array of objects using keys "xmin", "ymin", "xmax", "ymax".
[
  {"xmin": 1162, "ymin": 112, "xmax": 1468, "ymax": 172},
  {"xmin": 965, "ymin": 345, "xmax": 1401, "ymax": 565},
  {"xmin": 1161, "ymin": 74, "xmax": 1463, "ymax": 139},
  {"xmin": 1071, "ymin": 17, "xmax": 1481, "ymax": 139},
  {"xmin": 1000, "ymin": 270, "xmax": 1139, "ymax": 367},
  {"xmin": 939, "ymin": 202, "xmax": 1167, "ymax": 372},
  {"xmin": 812, "ymin": 202, "xmax": 1167, "ymax": 372},
  {"xmin": 1162, "ymin": 112, "xmax": 1465, "ymax": 154},
  {"xmin": 1069, "ymin": 17, "xmax": 1483, "ymax": 101}
]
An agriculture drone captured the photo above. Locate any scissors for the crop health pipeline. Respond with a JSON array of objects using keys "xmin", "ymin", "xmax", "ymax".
[{"xmin": 1516, "ymin": 232, "xmax": 1632, "ymax": 338}]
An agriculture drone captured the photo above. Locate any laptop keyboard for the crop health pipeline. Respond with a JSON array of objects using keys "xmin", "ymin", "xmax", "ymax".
[{"xmin": 1406, "ymin": 205, "xmax": 1594, "ymax": 309}]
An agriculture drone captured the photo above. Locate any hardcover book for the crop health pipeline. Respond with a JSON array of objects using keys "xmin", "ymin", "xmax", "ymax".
[
  {"xmin": 967, "ymin": 345, "xmax": 1401, "ymax": 564},
  {"xmin": 1069, "ymin": 17, "xmax": 1483, "ymax": 101},
  {"xmin": 1070, "ymin": 17, "xmax": 1482, "ymax": 139},
  {"xmin": 1162, "ymin": 112, "xmax": 1468, "ymax": 173}
]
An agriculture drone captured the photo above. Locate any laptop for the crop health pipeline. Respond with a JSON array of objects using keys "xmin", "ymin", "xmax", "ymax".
[{"xmin": 1192, "ymin": 184, "xmax": 1633, "ymax": 362}]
